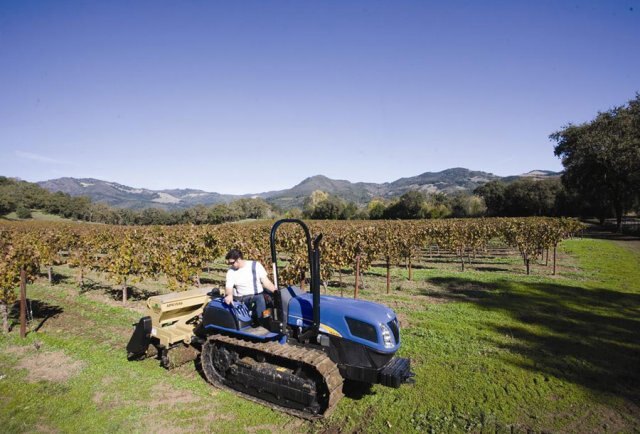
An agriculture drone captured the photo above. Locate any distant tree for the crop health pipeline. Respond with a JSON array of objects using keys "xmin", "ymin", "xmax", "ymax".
[
  {"xmin": 116, "ymin": 208, "xmax": 137, "ymax": 225},
  {"xmin": 340, "ymin": 201, "xmax": 358, "ymax": 220},
  {"xmin": 284, "ymin": 207, "xmax": 303, "ymax": 219},
  {"xmin": 503, "ymin": 179, "xmax": 562, "ymax": 216},
  {"xmin": 233, "ymin": 198, "xmax": 272, "ymax": 219},
  {"xmin": 16, "ymin": 204, "xmax": 31, "ymax": 219},
  {"xmin": 42, "ymin": 191, "xmax": 66, "ymax": 214},
  {"xmin": 303, "ymin": 190, "xmax": 329, "ymax": 217},
  {"xmin": 367, "ymin": 199, "xmax": 386, "ymax": 219},
  {"xmin": 450, "ymin": 193, "xmax": 487, "ymax": 217},
  {"xmin": 15, "ymin": 204, "xmax": 32, "ymax": 219},
  {"xmin": 0, "ymin": 193, "xmax": 16, "ymax": 215},
  {"xmin": 66, "ymin": 196, "xmax": 92, "ymax": 220},
  {"xmin": 474, "ymin": 181, "xmax": 506, "ymax": 216},
  {"xmin": 88, "ymin": 203, "xmax": 117, "ymax": 224},
  {"xmin": 207, "ymin": 203, "xmax": 240, "ymax": 224},
  {"xmin": 466, "ymin": 195, "xmax": 487, "ymax": 217},
  {"xmin": 551, "ymin": 94, "xmax": 640, "ymax": 231},
  {"xmin": 137, "ymin": 207, "xmax": 170, "ymax": 225},
  {"xmin": 383, "ymin": 191, "xmax": 426, "ymax": 219},
  {"xmin": 310, "ymin": 196, "xmax": 345, "ymax": 219}
]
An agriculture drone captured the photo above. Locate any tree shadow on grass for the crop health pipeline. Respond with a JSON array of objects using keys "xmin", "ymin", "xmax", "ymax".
[
  {"xmin": 582, "ymin": 224, "xmax": 640, "ymax": 242},
  {"xmin": 78, "ymin": 279, "xmax": 112, "ymax": 294},
  {"xmin": 9, "ymin": 299, "xmax": 64, "ymax": 334},
  {"xmin": 425, "ymin": 276, "xmax": 640, "ymax": 406},
  {"xmin": 38, "ymin": 271, "xmax": 72, "ymax": 285},
  {"xmin": 473, "ymin": 266, "xmax": 510, "ymax": 273},
  {"xmin": 79, "ymin": 280, "xmax": 161, "ymax": 302},
  {"xmin": 104, "ymin": 286, "xmax": 161, "ymax": 302}
]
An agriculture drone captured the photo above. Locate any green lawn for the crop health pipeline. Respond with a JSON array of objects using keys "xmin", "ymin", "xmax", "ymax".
[{"xmin": 1, "ymin": 237, "xmax": 639, "ymax": 433}]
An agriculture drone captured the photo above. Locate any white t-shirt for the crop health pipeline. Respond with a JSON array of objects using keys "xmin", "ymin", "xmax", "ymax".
[{"xmin": 226, "ymin": 261, "xmax": 268, "ymax": 297}]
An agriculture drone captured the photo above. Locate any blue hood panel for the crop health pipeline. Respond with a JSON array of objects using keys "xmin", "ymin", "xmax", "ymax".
[{"xmin": 287, "ymin": 293, "xmax": 399, "ymax": 353}]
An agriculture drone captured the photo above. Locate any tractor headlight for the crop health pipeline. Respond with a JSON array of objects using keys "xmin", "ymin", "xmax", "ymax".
[{"xmin": 380, "ymin": 323, "xmax": 394, "ymax": 348}]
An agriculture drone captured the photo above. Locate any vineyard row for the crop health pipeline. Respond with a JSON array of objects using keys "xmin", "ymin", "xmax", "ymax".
[{"xmin": 0, "ymin": 218, "xmax": 585, "ymax": 305}]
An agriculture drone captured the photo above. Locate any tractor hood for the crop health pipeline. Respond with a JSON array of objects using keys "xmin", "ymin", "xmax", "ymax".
[{"xmin": 287, "ymin": 293, "xmax": 400, "ymax": 353}]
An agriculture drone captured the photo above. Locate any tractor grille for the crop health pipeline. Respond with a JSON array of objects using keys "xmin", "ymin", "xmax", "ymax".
[{"xmin": 387, "ymin": 319, "xmax": 399, "ymax": 344}]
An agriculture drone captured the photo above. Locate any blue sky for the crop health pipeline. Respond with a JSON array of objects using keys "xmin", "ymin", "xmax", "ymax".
[{"xmin": 1, "ymin": 1, "xmax": 638, "ymax": 194}]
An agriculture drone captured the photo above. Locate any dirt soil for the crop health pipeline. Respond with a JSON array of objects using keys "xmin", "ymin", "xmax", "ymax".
[
  {"xmin": 7, "ymin": 345, "xmax": 85, "ymax": 383},
  {"xmin": 147, "ymin": 383, "xmax": 200, "ymax": 409}
]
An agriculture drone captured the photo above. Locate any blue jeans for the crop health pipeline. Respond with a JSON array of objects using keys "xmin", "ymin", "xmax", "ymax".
[{"xmin": 235, "ymin": 293, "xmax": 266, "ymax": 320}]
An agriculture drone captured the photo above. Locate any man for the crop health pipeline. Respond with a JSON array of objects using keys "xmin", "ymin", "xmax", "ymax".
[{"xmin": 224, "ymin": 249, "xmax": 277, "ymax": 320}]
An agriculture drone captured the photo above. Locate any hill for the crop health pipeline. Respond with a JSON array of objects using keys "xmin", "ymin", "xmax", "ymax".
[
  {"xmin": 37, "ymin": 178, "xmax": 236, "ymax": 210},
  {"xmin": 37, "ymin": 169, "xmax": 561, "ymax": 210}
]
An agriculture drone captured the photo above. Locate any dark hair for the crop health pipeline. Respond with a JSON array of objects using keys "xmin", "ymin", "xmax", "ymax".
[{"xmin": 225, "ymin": 249, "xmax": 243, "ymax": 261}]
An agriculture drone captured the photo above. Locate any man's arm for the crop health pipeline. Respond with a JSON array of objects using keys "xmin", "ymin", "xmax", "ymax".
[
  {"xmin": 257, "ymin": 262, "xmax": 277, "ymax": 293},
  {"xmin": 224, "ymin": 270, "xmax": 234, "ymax": 304},
  {"xmin": 260, "ymin": 276, "xmax": 277, "ymax": 293}
]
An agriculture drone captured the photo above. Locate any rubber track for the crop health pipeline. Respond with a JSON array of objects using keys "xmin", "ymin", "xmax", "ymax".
[{"xmin": 202, "ymin": 334, "xmax": 344, "ymax": 420}]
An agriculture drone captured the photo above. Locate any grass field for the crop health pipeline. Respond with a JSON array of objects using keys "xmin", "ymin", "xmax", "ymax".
[
  {"xmin": 1, "ymin": 211, "xmax": 81, "ymax": 223},
  {"xmin": 1, "ymin": 235, "xmax": 639, "ymax": 433}
]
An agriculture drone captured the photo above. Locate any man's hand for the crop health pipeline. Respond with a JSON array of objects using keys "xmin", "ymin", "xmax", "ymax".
[{"xmin": 224, "ymin": 293, "xmax": 233, "ymax": 305}]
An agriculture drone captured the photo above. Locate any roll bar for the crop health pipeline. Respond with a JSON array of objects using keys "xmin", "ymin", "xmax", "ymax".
[{"xmin": 270, "ymin": 219, "xmax": 321, "ymax": 341}]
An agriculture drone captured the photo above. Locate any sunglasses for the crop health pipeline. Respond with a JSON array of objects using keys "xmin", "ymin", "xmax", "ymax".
[{"xmin": 228, "ymin": 259, "xmax": 238, "ymax": 266}]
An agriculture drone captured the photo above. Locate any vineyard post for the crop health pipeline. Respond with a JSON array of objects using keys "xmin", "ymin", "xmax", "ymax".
[
  {"xmin": 553, "ymin": 244, "xmax": 557, "ymax": 275},
  {"xmin": 386, "ymin": 256, "xmax": 390, "ymax": 294},
  {"xmin": 407, "ymin": 256, "xmax": 412, "ymax": 281},
  {"xmin": 20, "ymin": 269, "xmax": 26, "ymax": 338},
  {"xmin": 354, "ymin": 255, "xmax": 360, "ymax": 299}
]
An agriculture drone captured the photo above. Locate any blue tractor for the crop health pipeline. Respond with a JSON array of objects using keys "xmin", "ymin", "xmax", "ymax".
[{"xmin": 127, "ymin": 219, "xmax": 414, "ymax": 418}]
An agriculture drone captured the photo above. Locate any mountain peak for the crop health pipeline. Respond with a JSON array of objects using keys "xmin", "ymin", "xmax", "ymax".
[{"xmin": 37, "ymin": 167, "xmax": 560, "ymax": 210}]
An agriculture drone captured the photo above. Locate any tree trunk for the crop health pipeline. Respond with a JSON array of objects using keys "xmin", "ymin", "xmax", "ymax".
[
  {"xmin": 525, "ymin": 253, "xmax": 530, "ymax": 275},
  {"xmin": 386, "ymin": 256, "xmax": 391, "ymax": 294},
  {"xmin": 195, "ymin": 274, "xmax": 201, "ymax": 287},
  {"xmin": 0, "ymin": 303, "xmax": 8, "ymax": 334},
  {"xmin": 354, "ymin": 255, "xmax": 360, "ymax": 299},
  {"xmin": 122, "ymin": 278, "xmax": 128, "ymax": 304},
  {"xmin": 545, "ymin": 248, "xmax": 549, "ymax": 266},
  {"xmin": 20, "ymin": 269, "xmax": 27, "ymax": 338},
  {"xmin": 338, "ymin": 270, "xmax": 343, "ymax": 297},
  {"xmin": 460, "ymin": 251, "xmax": 465, "ymax": 272},
  {"xmin": 48, "ymin": 266, "xmax": 53, "ymax": 283},
  {"xmin": 408, "ymin": 257, "xmax": 413, "ymax": 281},
  {"xmin": 615, "ymin": 208, "xmax": 623, "ymax": 233},
  {"xmin": 553, "ymin": 245, "xmax": 557, "ymax": 275},
  {"xmin": 300, "ymin": 270, "xmax": 305, "ymax": 291}
]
